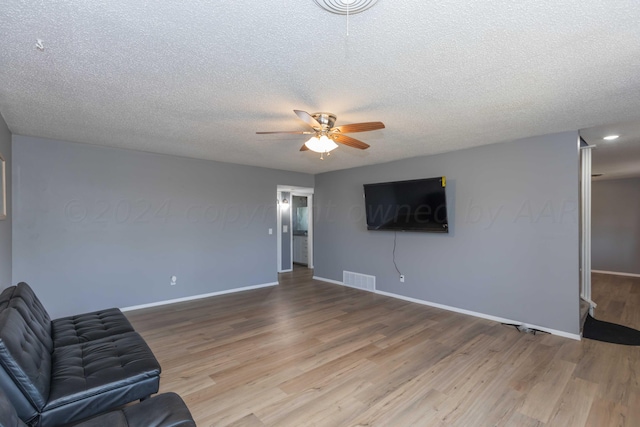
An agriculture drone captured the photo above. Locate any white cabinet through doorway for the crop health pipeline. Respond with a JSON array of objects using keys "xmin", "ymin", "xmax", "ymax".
[{"xmin": 293, "ymin": 236, "xmax": 308, "ymax": 265}]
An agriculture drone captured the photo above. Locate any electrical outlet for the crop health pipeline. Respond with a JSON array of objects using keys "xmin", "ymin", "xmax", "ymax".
[
  {"xmin": 170, "ymin": 276, "xmax": 177, "ymax": 286},
  {"xmin": 400, "ymin": 275, "xmax": 405, "ymax": 283}
]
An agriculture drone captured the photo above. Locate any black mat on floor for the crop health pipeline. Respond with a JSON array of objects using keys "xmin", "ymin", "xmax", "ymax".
[{"xmin": 583, "ymin": 314, "xmax": 640, "ymax": 345}]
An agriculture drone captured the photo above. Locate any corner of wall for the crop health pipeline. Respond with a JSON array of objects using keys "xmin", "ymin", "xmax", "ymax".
[{"xmin": 0, "ymin": 115, "xmax": 11, "ymax": 288}]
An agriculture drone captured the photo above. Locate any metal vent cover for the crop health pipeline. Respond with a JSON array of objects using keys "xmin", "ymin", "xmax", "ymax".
[{"xmin": 343, "ymin": 271, "xmax": 376, "ymax": 292}]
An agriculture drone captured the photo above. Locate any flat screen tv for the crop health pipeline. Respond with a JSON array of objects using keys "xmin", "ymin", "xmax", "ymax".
[{"xmin": 363, "ymin": 177, "xmax": 448, "ymax": 232}]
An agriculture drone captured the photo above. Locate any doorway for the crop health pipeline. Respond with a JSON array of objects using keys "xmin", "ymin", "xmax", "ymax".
[{"xmin": 276, "ymin": 186, "xmax": 314, "ymax": 273}]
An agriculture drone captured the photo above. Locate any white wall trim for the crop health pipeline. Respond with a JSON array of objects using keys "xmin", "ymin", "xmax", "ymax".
[
  {"xmin": 580, "ymin": 144, "xmax": 594, "ymax": 308},
  {"xmin": 592, "ymin": 270, "xmax": 640, "ymax": 278},
  {"xmin": 277, "ymin": 190, "xmax": 282, "ymax": 272},
  {"xmin": 313, "ymin": 276, "xmax": 580, "ymax": 341},
  {"xmin": 121, "ymin": 282, "xmax": 279, "ymax": 312},
  {"xmin": 312, "ymin": 276, "xmax": 344, "ymax": 286},
  {"xmin": 280, "ymin": 268, "xmax": 293, "ymax": 273},
  {"xmin": 375, "ymin": 290, "xmax": 580, "ymax": 340}
]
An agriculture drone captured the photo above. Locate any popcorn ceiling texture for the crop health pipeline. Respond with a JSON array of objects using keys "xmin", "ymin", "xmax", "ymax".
[{"xmin": 1, "ymin": 1, "xmax": 640, "ymax": 174}]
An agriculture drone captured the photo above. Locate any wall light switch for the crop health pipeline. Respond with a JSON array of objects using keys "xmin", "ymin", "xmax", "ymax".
[
  {"xmin": 269, "ymin": 228, "xmax": 273, "ymax": 235},
  {"xmin": 283, "ymin": 225, "xmax": 288, "ymax": 233}
]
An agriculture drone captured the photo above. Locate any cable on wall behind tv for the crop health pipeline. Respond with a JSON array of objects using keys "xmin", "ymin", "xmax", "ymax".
[{"xmin": 393, "ymin": 231, "xmax": 402, "ymax": 276}]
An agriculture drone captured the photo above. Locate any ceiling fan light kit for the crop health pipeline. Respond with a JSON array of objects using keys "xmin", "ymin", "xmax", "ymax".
[
  {"xmin": 256, "ymin": 110, "xmax": 385, "ymax": 160},
  {"xmin": 305, "ymin": 135, "xmax": 338, "ymax": 154},
  {"xmin": 313, "ymin": 0, "xmax": 378, "ymax": 15}
]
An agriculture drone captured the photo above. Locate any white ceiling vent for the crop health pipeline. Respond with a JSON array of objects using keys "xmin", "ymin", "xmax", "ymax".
[{"xmin": 313, "ymin": 0, "xmax": 378, "ymax": 15}]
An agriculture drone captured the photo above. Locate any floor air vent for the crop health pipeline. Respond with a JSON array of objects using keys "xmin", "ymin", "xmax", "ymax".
[{"xmin": 343, "ymin": 271, "xmax": 376, "ymax": 292}]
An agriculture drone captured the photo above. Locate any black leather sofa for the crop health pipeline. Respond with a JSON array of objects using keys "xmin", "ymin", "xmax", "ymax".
[
  {"xmin": 0, "ymin": 388, "xmax": 196, "ymax": 427},
  {"xmin": 0, "ymin": 283, "xmax": 162, "ymax": 427}
]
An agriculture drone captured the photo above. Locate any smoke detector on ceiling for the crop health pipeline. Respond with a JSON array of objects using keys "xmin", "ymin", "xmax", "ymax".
[{"xmin": 313, "ymin": 0, "xmax": 378, "ymax": 15}]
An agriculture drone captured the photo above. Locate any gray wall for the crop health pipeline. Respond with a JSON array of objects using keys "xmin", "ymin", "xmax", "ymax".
[
  {"xmin": 12, "ymin": 135, "xmax": 313, "ymax": 318},
  {"xmin": 314, "ymin": 131, "xmax": 581, "ymax": 335},
  {"xmin": 592, "ymin": 178, "xmax": 640, "ymax": 275},
  {"xmin": 0, "ymin": 115, "xmax": 11, "ymax": 288}
]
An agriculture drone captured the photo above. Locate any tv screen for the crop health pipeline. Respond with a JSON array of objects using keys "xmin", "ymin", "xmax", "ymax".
[{"xmin": 363, "ymin": 177, "xmax": 448, "ymax": 232}]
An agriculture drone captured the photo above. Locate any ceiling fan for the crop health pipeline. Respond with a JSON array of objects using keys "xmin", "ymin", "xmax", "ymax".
[{"xmin": 256, "ymin": 110, "xmax": 385, "ymax": 159}]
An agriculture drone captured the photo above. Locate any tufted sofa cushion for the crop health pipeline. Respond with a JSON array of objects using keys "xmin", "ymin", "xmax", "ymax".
[
  {"xmin": 8, "ymin": 283, "xmax": 136, "ymax": 349},
  {"xmin": 0, "ymin": 286, "xmax": 16, "ymax": 309},
  {"xmin": 12, "ymin": 284, "xmax": 52, "ymax": 338},
  {"xmin": 8, "ymin": 298, "xmax": 55, "ymax": 353},
  {"xmin": 39, "ymin": 332, "xmax": 160, "ymax": 426},
  {"xmin": 51, "ymin": 308, "xmax": 134, "ymax": 347},
  {"xmin": 0, "ymin": 308, "xmax": 52, "ymax": 411}
]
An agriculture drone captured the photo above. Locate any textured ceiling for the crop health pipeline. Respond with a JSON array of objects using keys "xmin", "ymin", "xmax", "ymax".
[{"xmin": 1, "ymin": 1, "xmax": 640, "ymax": 174}]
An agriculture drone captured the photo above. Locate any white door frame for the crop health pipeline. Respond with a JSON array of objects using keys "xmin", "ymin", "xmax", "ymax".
[
  {"xmin": 276, "ymin": 191, "xmax": 283, "ymax": 272},
  {"xmin": 276, "ymin": 190, "xmax": 293, "ymax": 273},
  {"xmin": 580, "ymin": 144, "xmax": 596, "ymax": 315}
]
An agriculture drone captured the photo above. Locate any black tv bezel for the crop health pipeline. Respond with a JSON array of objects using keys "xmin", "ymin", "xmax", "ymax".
[{"xmin": 363, "ymin": 176, "xmax": 449, "ymax": 233}]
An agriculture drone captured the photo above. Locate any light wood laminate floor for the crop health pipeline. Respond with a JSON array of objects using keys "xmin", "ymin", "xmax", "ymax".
[{"xmin": 125, "ymin": 269, "xmax": 640, "ymax": 426}]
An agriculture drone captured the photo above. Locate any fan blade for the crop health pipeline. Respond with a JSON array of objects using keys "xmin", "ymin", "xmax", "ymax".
[
  {"xmin": 256, "ymin": 131, "xmax": 314, "ymax": 134},
  {"xmin": 294, "ymin": 110, "xmax": 322, "ymax": 129},
  {"xmin": 332, "ymin": 134, "xmax": 370, "ymax": 150},
  {"xmin": 300, "ymin": 143, "xmax": 309, "ymax": 151},
  {"xmin": 333, "ymin": 122, "xmax": 385, "ymax": 133}
]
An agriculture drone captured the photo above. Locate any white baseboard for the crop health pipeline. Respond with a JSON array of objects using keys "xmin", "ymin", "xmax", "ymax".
[
  {"xmin": 312, "ymin": 276, "xmax": 344, "ymax": 286},
  {"xmin": 313, "ymin": 276, "xmax": 580, "ymax": 341},
  {"xmin": 592, "ymin": 270, "xmax": 640, "ymax": 278},
  {"xmin": 279, "ymin": 269, "xmax": 293, "ymax": 273},
  {"xmin": 375, "ymin": 290, "xmax": 580, "ymax": 340},
  {"xmin": 121, "ymin": 282, "xmax": 279, "ymax": 312}
]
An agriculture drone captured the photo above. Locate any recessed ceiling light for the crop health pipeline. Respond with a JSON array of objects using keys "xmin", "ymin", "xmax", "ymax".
[{"xmin": 603, "ymin": 135, "xmax": 619, "ymax": 141}]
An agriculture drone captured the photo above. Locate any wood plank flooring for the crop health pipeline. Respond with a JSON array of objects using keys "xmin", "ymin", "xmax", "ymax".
[{"xmin": 125, "ymin": 269, "xmax": 640, "ymax": 426}]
